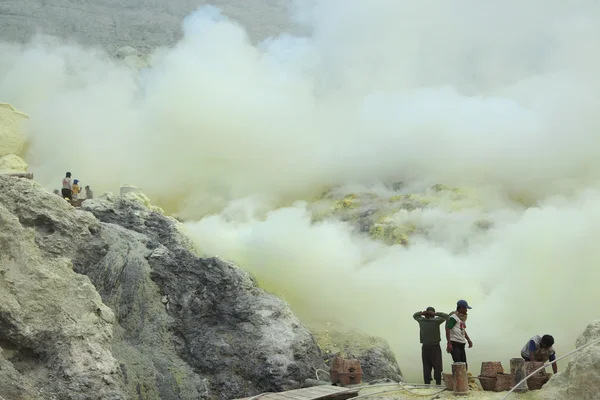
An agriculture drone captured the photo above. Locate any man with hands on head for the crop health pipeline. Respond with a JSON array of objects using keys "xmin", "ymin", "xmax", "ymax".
[{"xmin": 413, "ymin": 306, "xmax": 449, "ymax": 385}]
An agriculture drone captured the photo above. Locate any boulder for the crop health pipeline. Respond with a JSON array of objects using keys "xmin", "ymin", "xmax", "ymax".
[
  {"xmin": 0, "ymin": 175, "xmax": 325, "ymax": 399},
  {"xmin": 543, "ymin": 320, "xmax": 600, "ymax": 400},
  {"xmin": 312, "ymin": 322, "xmax": 403, "ymax": 383}
]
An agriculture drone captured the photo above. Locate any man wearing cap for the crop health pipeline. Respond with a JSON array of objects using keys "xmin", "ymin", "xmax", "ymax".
[
  {"xmin": 445, "ymin": 300, "xmax": 473, "ymax": 369},
  {"xmin": 413, "ymin": 306, "xmax": 449, "ymax": 385}
]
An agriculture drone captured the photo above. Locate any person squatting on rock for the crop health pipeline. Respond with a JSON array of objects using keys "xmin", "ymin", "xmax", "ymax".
[
  {"xmin": 413, "ymin": 306, "xmax": 449, "ymax": 385},
  {"xmin": 521, "ymin": 334, "xmax": 558, "ymax": 374},
  {"xmin": 446, "ymin": 299, "xmax": 473, "ymax": 369},
  {"xmin": 61, "ymin": 172, "xmax": 72, "ymax": 200},
  {"xmin": 85, "ymin": 185, "xmax": 93, "ymax": 199}
]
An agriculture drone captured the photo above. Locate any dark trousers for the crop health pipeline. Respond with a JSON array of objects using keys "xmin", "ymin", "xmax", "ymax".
[
  {"xmin": 61, "ymin": 188, "xmax": 72, "ymax": 200},
  {"xmin": 422, "ymin": 344, "xmax": 443, "ymax": 385},
  {"xmin": 450, "ymin": 341, "xmax": 468, "ymax": 370}
]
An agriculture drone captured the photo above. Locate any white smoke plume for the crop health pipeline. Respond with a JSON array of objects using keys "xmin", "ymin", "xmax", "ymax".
[{"xmin": 2, "ymin": 0, "xmax": 600, "ymax": 381}]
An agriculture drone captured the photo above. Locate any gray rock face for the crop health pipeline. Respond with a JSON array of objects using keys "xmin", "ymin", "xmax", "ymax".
[
  {"xmin": 0, "ymin": 176, "xmax": 325, "ymax": 399},
  {"xmin": 0, "ymin": 177, "xmax": 126, "ymax": 400},
  {"xmin": 0, "ymin": 0, "xmax": 293, "ymax": 54}
]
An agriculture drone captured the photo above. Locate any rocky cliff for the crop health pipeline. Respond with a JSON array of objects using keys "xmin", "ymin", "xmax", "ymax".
[
  {"xmin": 542, "ymin": 320, "xmax": 600, "ymax": 400},
  {"xmin": 0, "ymin": 175, "xmax": 326, "ymax": 399},
  {"xmin": 0, "ymin": 179, "xmax": 125, "ymax": 400}
]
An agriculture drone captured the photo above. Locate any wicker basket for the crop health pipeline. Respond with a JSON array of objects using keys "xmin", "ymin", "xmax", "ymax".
[
  {"xmin": 525, "ymin": 361, "xmax": 546, "ymax": 376},
  {"xmin": 480, "ymin": 361, "xmax": 504, "ymax": 378},
  {"xmin": 495, "ymin": 373, "xmax": 513, "ymax": 392},
  {"xmin": 443, "ymin": 373, "xmax": 453, "ymax": 391},
  {"xmin": 478, "ymin": 376, "xmax": 497, "ymax": 391},
  {"xmin": 527, "ymin": 372, "xmax": 551, "ymax": 390}
]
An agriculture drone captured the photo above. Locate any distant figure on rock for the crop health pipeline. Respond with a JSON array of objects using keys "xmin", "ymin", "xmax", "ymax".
[
  {"xmin": 61, "ymin": 172, "xmax": 72, "ymax": 200},
  {"xmin": 72, "ymin": 179, "xmax": 81, "ymax": 200},
  {"xmin": 413, "ymin": 306, "xmax": 449, "ymax": 385},
  {"xmin": 85, "ymin": 185, "xmax": 94, "ymax": 199},
  {"xmin": 521, "ymin": 334, "xmax": 558, "ymax": 374},
  {"xmin": 446, "ymin": 300, "xmax": 473, "ymax": 369}
]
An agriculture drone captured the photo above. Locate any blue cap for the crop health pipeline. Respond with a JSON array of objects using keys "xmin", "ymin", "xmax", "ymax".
[{"xmin": 457, "ymin": 300, "xmax": 472, "ymax": 309}]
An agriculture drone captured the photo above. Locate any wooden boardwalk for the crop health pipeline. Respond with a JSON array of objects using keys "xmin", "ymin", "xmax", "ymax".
[{"xmin": 235, "ymin": 385, "xmax": 359, "ymax": 400}]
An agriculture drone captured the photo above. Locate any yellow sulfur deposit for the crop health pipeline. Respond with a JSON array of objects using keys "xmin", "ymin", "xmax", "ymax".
[
  {"xmin": 0, "ymin": 103, "xmax": 29, "ymax": 157},
  {"xmin": 0, "ymin": 154, "xmax": 28, "ymax": 173},
  {"xmin": 333, "ymin": 193, "xmax": 358, "ymax": 210},
  {"xmin": 123, "ymin": 191, "xmax": 166, "ymax": 214}
]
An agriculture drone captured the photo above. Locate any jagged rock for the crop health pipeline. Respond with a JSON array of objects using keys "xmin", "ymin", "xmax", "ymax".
[
  {"xmin": 0, "ymin": 177, "xmax": 126, "ymax": 400},
  {"xmin": 81, "ymin": 193, "xmax": 326, "ymax": 398},
  {"xmin": 0, "ymin": 175, "xmax": 325, "ymax": 399},
  {"xmin": 312, "ymin": 323, "xmax": 403, "ymax": 383},
  {"xmin": 543, "ymin": 320, "xmax": 600, "ymax": 399}
]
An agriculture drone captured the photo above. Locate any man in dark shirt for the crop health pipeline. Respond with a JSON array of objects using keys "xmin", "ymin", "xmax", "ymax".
[{"xmin": 413, "ymin": 306, "xmax": 449, "ymax": 385}]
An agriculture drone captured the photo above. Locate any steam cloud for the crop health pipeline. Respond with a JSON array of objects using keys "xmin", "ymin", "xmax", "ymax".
[{"xmin": 2, "ymin": 0, "xmax": 600, "ymax": 381}]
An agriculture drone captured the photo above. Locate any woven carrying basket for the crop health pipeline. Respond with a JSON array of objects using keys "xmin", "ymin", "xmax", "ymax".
[
  {"xmin": 495, "ymin": 373, "xmax": 512, "ymax": 392},
  {"xmin": 478, "ymin": 376, "xmax": 497, "ymax": 391},
  {"xmin": 527, "ymin": 372, "xmax": 551, "ymax": 390},
  {"xmin": 480, "ymin": 361, "xmax": 504, "ymax": 378},
  {"xmin": 525, "ymin": 361, "xmax": 545, "ymax": 376},
  {"xmin": 443, "ymin": 373, "xmax": 453, "ymax": 390}
]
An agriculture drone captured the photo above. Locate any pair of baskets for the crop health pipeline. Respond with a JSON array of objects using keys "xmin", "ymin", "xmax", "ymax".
[
  {"xmin": 478, "ymin": 362, "xmax": 512, "ymax": 392},
  {"xmin": 478, "ymin": 361, "xmax": 551, "ymax": 392}
]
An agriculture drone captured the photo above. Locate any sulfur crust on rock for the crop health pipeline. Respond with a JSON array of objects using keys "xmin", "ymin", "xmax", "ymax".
[
  {"xmin": 0, "ymin": 154, "xmax": 28, "ymax": 173},
  {"xmin": 0, "ymin": 103, "xmax": 29, "ymax": 158},
  {"xmin": 311, "ymin": 184, "xmax": 484, "ymax": 247},
  {"xmin": 124, "ymin": 190, "xmax": 166, "ymax": 214}
]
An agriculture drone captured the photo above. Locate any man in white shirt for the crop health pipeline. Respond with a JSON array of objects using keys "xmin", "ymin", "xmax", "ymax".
[
  {"xmin": 61, "ymin": 172, "xmax": 72, "ymax": 200},
  {"xmin": 445, "ymin": 299, "xmax": 473, "ymax": 369},
  {"xmin": 521, "ymin": 334, "xmax": 558, "ymax": 374}
]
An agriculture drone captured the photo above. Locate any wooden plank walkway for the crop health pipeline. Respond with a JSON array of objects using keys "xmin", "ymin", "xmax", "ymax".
[{"xmin": 235, "ymin": 385, "xmax": 359, "ymax": 400}]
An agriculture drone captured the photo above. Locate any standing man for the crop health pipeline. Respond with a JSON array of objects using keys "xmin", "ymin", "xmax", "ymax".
[
  {"xmin": 413, "ymin": 306, "xmax": 449, "ymax": 385},
  {"xmin": 521, "ymin": 334, "xmax": 558, "ymax": 374},
  {"xmin": 446, "ymin": 300, "xmax": 473, "ymax": 369},
  {"xmin": 61, "ymin": 172, "xmax": 72, "ymax": 200}
]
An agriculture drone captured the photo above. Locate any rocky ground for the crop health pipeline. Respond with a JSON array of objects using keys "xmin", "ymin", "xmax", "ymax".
[{"xmin": 352, "ymin": 320, "xmax": 600, "ymax": 400}]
